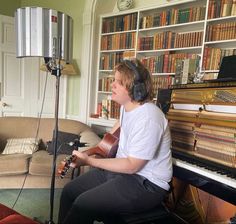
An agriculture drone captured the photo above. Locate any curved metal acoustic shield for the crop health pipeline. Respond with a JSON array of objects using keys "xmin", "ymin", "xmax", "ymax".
[{"xmin": 15, "ymin": 7, "xmax": 73, "ymax": 63}]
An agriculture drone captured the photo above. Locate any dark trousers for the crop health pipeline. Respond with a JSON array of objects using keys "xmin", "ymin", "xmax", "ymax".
[{"xmin": 58, "ymin": 168, "xmax": 167, "ymax": 224}]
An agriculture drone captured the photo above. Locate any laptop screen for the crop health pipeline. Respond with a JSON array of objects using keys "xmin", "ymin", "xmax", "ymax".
[{"xmin": 218, "ymin": 55, "xmax": 236, "ymax": 80}]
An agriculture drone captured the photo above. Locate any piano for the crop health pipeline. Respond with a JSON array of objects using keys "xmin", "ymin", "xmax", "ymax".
[
  {"xmin": 172, "ymin": 150, "xmax": 236, "ymax": 205},
  {"xmin": 165, "ymin": 82, "xmax": 236, "ymax": 206}
]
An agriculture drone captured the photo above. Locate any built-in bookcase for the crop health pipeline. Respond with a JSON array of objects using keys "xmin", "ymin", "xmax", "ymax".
[{"xmin": 88, "ymin": 0, "xmax": 236, "ymax": 128}]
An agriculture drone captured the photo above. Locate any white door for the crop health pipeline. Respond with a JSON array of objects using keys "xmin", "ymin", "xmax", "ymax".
[
  {"xmin": 0, "ymin": 15, "xmax": 26, "ymax": 116},
  {"xmin": 29, "ymin": 57, "xmax": 67, "ymax": 118},
  {"xmin": 0, "ymin": 15, "xmax": 67, "ymax": 117}
]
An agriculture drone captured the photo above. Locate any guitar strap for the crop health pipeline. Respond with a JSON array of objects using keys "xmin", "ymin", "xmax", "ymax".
[
  {"xmin": 113, "ymin": 126, "xmax": 120, "ymax": 138},
  {"xmin": 120, "ymin": 106, "xmax": 125, "ymax": 125},
  {"xmin": 113, "ymin": 106, "xmax": 125, "ymax": 138}
]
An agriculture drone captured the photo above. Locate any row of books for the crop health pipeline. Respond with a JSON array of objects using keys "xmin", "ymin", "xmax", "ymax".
[
  {"xmin": 207, "ymin": 0, "xmax": 236, "ymax": 19},
  {"xmin": 102, "ymin": 13, "xmax": 137, "ymax": 33},
  {"xmin": 202, "ymin": 47, "xmax": 236, "ymax": 70},
  {"xmin": 98, "ymin": 76, "xmax": 114, "ymax": 92},
  {"xmin": 101, "ymin": 32, "xmax": 136, "ymax": 51},
  {"xmin": 138, "ymin": 31, "xmax": 203, "ymax": 50},
  {"xmin": 205, "ymin": 21, "xmax": 236, "ymax": 41},
  {"xmin": 98, "ymin": 75, "xmax": 174, "ymax": 96},
  {"xmin": 99, "ymin": 51, "xmax": 198, "ymax": 73},
  {"xmin": 98, "ymin": 74, "xmax": 174, "ymax": 94},
  {"xmin": 97, "ymin": 99, "xmax": 120, "ymax": 119},
  {"xmin": 140, "ymin": 6, "xmax": 206, "ymax": 29},
  {"xmin": 152, "ymin": 76, "xmax": 174, "ymax": 92},
  {"xmin": 100, "ymin": 52, "xmax": 123, "ymax": 70},
  {"xmin": 140, "ymin": 53, "xmax": 199, "ymax": 74}
]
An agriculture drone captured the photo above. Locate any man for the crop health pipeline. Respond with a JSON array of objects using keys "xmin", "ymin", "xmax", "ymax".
[{"xmin": 58, "ymin": 59, "xmax": 172, "ymax": 224}]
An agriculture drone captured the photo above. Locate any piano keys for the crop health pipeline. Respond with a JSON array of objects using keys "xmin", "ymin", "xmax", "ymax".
[{"xmin": 172, "ymin": 150, "xmax": 236, "ymax": 205}]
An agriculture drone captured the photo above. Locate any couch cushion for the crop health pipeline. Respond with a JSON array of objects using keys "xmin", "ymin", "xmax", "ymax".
[
  {"xmin": 2, "ymin": 138, "xmax": 40, "ymax": 155},
  {"xmin": 29, "ymin": 150, "xmax": 73, "ymax": 177},
  {"xmin": 0, "ymin": 154, "xmax": 31, "ymax": 176},
  {"xmin": 0, "ymin": 117, "xmax": 96, "ymax": 153}
]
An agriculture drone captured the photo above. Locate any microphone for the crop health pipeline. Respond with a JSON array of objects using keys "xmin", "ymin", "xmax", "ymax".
[
  {"xmin": 44, "ymin": 57, "xmax": 58, "ymax": 75},
  {"xmin": 67, "ymin": 139, "xmax": 88, "ymax": 147}
]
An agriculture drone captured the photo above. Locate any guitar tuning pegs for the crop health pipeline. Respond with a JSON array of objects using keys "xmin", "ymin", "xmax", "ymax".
[{"xmin": 59, "ymin": 155, "xmax": 75, "ymax": 179}]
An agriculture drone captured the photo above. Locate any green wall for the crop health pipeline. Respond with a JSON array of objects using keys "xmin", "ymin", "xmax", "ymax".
[
  {"xmin": 0, "ymin": 0, "xmax": 21, "ymax": 16},
  {"xmin": 0, "ymin": 0, "xmax": 86, "ymax": 116},
  {"xmin": 20, "ymin": 0, "xmax": 86, "ymax": 116}
]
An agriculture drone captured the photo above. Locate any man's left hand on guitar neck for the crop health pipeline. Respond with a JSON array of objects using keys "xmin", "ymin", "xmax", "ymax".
[{"xmin": 71, "ymin": 150, "xmax": 89, "ymax": 168}]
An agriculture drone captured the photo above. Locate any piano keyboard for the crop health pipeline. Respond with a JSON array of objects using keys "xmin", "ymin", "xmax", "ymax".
[{"xmin": 173, "ymin": 158, "xmax": 236, "ymax": 189}]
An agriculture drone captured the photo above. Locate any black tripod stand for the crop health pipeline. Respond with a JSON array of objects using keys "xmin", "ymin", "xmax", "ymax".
[
  {"xmin": 47, "ymin": 72, "xmax": 61, "ymax": 224},
  {"xmin": 45, "ymin": 39, "xmax": 63, "ymax": 224}
]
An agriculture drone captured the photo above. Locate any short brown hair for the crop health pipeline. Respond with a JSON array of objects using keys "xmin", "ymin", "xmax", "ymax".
[{"xmin": 114, "ymin": 59, "xmax": 153, "ymax": 103}]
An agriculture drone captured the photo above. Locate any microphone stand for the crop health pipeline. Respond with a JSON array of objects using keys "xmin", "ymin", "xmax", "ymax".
[{"xmin": 46, "ymin": 38, "xmax": 62, "ymax": 224}]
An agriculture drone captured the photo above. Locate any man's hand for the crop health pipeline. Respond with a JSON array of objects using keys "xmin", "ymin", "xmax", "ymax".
[{"xmin": 70, "ymin": 150, "xmax": 89, "ymax": 167}]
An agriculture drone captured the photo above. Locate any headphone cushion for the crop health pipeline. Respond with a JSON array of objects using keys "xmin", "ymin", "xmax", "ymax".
[{"xmin": 133, "ymin": 83, "xmax": 147, "ymax": 101}]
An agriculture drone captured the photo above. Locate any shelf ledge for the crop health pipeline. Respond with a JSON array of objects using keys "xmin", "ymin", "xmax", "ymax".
[
  {"xmin": 88, "ymin": 117, "xmax": 117, "ymax": 127},
  {"xmin": 205, "ymin": 39, "xmax": 236, "ymax": 45},
  {"xmin": 138, "ymin": 20, "xmax": 205, "ymax": 32},
  {"xmin": 137, "ymin": 46, "xmax": 202, "ymax": 53}
]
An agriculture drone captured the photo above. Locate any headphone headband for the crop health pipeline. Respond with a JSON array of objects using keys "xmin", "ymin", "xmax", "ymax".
[
  {"xmin": 123, "ymin": 60, "xmax": 147, "ymax": 101},
  {"xmin": 123, "ymin": 60, "xmax": 143, "ymax": 83}
]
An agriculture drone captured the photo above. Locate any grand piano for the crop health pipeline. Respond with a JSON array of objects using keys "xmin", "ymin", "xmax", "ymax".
[{"xmin": 164, "ymin": 82, "xmax": 236, "ymax": 207}]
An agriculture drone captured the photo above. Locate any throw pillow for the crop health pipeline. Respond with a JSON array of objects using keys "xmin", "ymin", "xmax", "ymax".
[
  {"xmin": 47, "ymin": 131, "xmax": 80, "ymax": 155},
  {"xmin": 2, "ymin": 138, "xmax": 41, "ymax": 155}
]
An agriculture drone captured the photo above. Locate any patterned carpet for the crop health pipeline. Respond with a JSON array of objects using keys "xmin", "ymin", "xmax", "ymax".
[
  {"xmin": 0, "ymin": 188, "xmax": 62, "ymax": 223},
  {"xmin": 0, "ymin": 189, "xmax": 189, "ymax": 224}
]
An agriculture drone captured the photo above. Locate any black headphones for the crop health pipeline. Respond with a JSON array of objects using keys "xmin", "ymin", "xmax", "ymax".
[{"xmin": 123, "ymin": 60, "xmax": 147, "ymax": 101}]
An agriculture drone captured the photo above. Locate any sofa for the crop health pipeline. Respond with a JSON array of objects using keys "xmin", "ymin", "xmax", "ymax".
[{"xmin": 0, "ymin": 117, "xmax": 101, "ymax": 189}]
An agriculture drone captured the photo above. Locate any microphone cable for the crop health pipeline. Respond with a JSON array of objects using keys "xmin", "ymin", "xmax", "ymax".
[
  {"xmin": 35, "ymin": 65, "xmax": 49, "ymax": 141},
  {"xmin": 11, "ymin": 69, "xmax": 49, "ymax": 210}
]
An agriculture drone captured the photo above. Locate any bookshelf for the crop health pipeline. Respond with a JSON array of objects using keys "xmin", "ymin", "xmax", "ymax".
[{"xmin": 88, "ymin": 0, "xmax": 236, "ymax": 129}]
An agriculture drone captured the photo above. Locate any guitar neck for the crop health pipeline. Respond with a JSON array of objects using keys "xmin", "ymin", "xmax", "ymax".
[
  {"xmin": 58, "ymin": 127, "xmax": 120, "ymax": 178},
  {"xmin": 83, "ymin": 146, "xmax": 107, "ymax": 158}
]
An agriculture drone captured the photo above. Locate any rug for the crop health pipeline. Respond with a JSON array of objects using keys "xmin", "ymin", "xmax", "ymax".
[{"xmin": 0, "ymin": 188, "xmax": 62, "ymax": 223}]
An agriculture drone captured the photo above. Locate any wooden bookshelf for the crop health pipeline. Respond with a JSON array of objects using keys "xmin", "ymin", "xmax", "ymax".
[{"xmin": 88, "ymin": 0, "xmax": 236, "ymax": 128}]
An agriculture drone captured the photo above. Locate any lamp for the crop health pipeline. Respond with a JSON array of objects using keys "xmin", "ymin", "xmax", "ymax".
[
  {"xmin": 15, "ymin": 7, "xmax": 73, "ymax": 224},
  {"xmin": 40, "ymin": 59, "xmax": 77, "ymax": 75}
]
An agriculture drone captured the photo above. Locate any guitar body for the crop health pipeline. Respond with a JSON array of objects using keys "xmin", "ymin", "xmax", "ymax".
[
  {"xmin": 58, "ymin": 127, "xmax": 120, "ymax": 178},
  {"xmin": 95, "ymin": 132, "xmax": 119, "ymax": 158}
]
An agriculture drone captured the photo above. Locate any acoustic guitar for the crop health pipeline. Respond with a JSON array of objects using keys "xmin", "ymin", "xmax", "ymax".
[{"xmin": 58, "ymin": 127, "xmax": 120, "ymax": 178}]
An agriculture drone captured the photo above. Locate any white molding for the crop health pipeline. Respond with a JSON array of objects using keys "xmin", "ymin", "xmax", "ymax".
[
  {"xmin": 78, "ymin": 0, "xmax": 97, "ymax": 123},
  {"xmin": 66, "ymin": 114, "xmax": 81, "ymax": 121}
]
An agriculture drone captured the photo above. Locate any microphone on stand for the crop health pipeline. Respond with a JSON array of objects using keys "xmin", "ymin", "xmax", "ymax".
[
  {"xmin": 15, "ymin": 7, "xmax": 73, "ymax": 224},
  {"xmin": 67, "ymin": 139, "xmax": 88, "ymax": 148}
]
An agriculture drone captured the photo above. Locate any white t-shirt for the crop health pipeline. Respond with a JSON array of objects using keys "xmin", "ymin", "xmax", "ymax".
[{"xmin": 116, "ymin": 102, "xmax": 173, "ymax": 191}]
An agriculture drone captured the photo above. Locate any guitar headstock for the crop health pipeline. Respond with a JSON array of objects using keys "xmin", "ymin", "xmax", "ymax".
[{"xmin": 58, "ymin": 155, "xmax": 75, "ymax": 179}]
